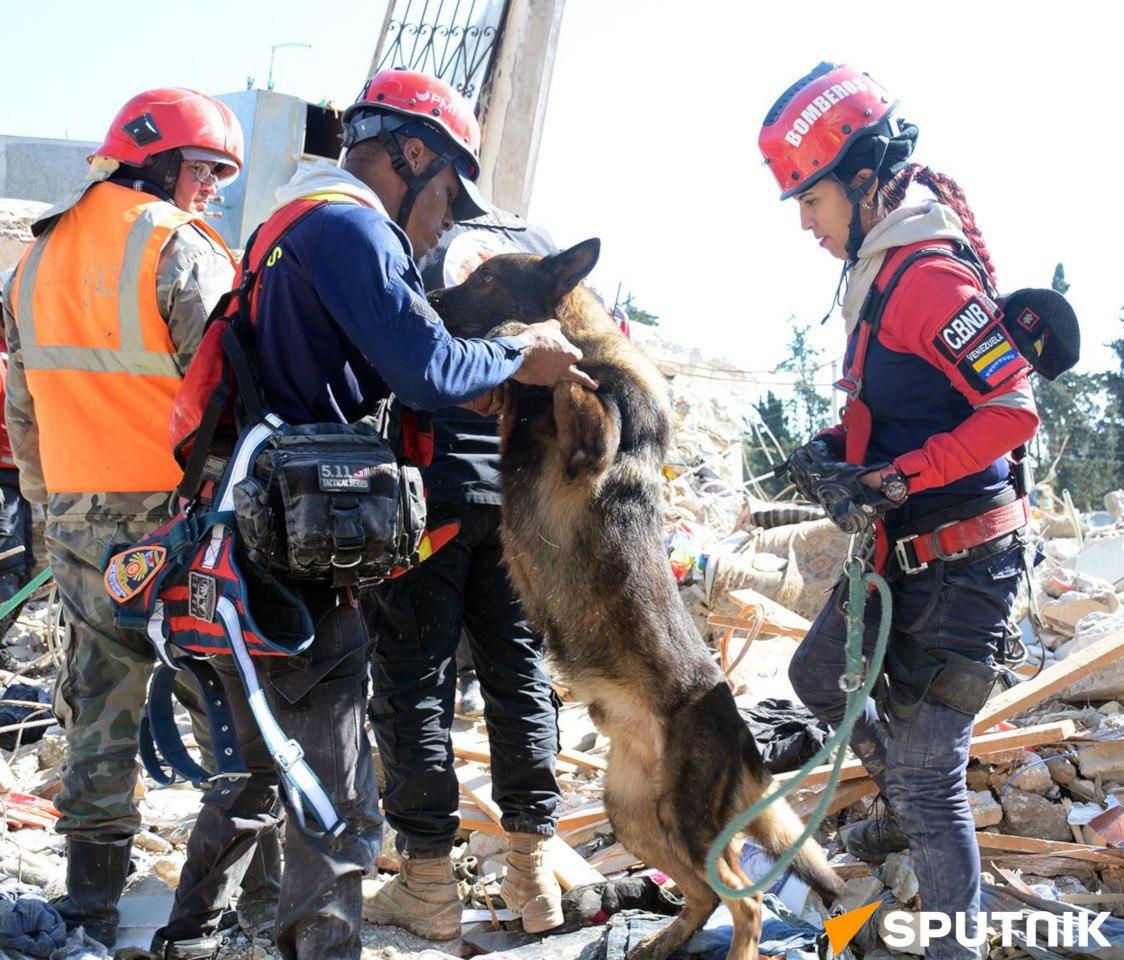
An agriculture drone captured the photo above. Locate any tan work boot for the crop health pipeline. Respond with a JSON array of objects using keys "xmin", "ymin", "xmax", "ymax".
[
  {"xmin": 500, "ymin": 833, "xmax": 563, "ymax": 934},
  {"xmin": 363, "ymin": 854, "xmax": 462, "ymax": 940}
]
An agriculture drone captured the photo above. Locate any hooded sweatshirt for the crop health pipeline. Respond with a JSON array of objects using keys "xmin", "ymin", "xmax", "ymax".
[
  {"xmin": 252, "ymin": 160, "xmax": 526, "ymax": 424},
  {"xmin": 820, "ymin": 199, "xmax": 1039, "ymax": 525}
]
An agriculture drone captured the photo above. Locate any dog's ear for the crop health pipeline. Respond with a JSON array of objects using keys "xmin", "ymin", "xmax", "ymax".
[{"xmin": 544, "ymin": 239, "xmax": 601, "ymax": 300}]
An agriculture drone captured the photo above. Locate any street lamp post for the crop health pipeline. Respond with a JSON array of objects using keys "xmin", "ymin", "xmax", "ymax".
[{"xmin": 267, "ymin": 42, "xmax": 312, "ymax": 91}]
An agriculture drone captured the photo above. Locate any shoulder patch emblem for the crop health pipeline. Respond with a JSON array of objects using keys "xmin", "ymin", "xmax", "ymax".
[
  {"xmin": 104, "ymin": 546, "xmax": 167, "ymax": 603},
  {"xmin": 932, "ymin": 296, "xmax": 1000, "ymax": 361},
  {"xmin": 932, "ymin": 295, "xmax": 1027, "ymax": 393}
]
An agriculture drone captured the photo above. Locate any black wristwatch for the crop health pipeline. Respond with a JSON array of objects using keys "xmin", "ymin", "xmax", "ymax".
[{"xmin": 878, "ymin": 465, "xmax": 909, "ymax": 504}]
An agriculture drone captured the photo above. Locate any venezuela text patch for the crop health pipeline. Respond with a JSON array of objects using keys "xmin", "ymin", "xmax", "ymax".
[{"xmin": 932, "ymin": 296, "xmax": 1025, "ymax": 392}]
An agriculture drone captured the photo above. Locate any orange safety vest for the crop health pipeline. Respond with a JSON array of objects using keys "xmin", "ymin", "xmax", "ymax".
[{"xmin": 9, "ymin": 181, "xmax": 235, "ymax": 494}]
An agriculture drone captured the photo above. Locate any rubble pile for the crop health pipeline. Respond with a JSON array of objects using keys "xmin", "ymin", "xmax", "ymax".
[
  {"xmin": 5, "ymin": 447, "xmax": 1124, "ymax": 959},
  {"xmin": 0, "ymin": 199, "xmax": 50, "ymax": 271}
]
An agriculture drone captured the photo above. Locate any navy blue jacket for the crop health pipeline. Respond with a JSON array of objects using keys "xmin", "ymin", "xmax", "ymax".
[{"xmin": 252, "ymin": 200, "xmax": 526, "ymax": 425}]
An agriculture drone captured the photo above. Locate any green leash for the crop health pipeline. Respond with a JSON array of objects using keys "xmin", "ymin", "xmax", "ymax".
[
  {"xmin": 705, "ymin": 531, "xmax": 893, "ymax": 898},
  {"xmin": 0, "ymin": 566, "xmax": 54, "ymax": 622}
]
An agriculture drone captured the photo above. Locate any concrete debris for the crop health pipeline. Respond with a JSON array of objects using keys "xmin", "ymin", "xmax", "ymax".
[
  {"xmin": 1073, "ymin": 532, "xmax": 1124, "ymax": 589},
  {"xmin": 837, "ymin": 874, "xmax": 888, "ymax": 916},
  {"xmin": 1000, "ymin": 789, "xmax": 1075, "ymax": 842},
  {"xmin": 1040, "ymin": 590, "xmax": 1119, "ymax": 636},
  {"xmin": 0, "ymin": 198, "xmax": 50, "ymax": 271},
  {"xmin": 1076, "ymin": 741, "xmax": 1124, "ymax": 781},
  {"xmin": 879, "ymin": 851, "xmax": 920, "ymax": 905},
  {"xmin": 1055, "ymin": 611, "xmax": 1124, "ymax": 700},
  {"xmin": 968, "ymin": 789, "xmax": 1004, "ymax": 828},
  {"xmin": 990, "ymin": 751, "xmax": 1054, "ymax": 795},
  {"xmin": 4, "ymin": 436, "xmax": 1124, "ymax": 958}
]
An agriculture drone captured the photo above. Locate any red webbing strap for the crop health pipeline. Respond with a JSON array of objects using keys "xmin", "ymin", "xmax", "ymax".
[{"xmin": 907, "ymin": 496, "xmax": 1029, "ymax": 565}]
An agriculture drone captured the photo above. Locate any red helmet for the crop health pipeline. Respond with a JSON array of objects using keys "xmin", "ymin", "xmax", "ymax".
[
  {"xmin": 93, "ymin": 87, "xmax": 243, "ymax": 184},
  {"xmin": 343, "ymin": 68, "xmax": 487, "ymax": 222},
  {"xmin": 343, "ymin": 69, "xmax": 480, "ymax": 172},
  {"xmin": 759, "ymin": 63, "xmax": 897, "ymax": 200}
]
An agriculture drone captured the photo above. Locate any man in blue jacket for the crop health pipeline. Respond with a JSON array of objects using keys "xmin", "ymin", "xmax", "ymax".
[{"xmin": 158, "ymin": 69, "xmax": 591, "ymax": 960}]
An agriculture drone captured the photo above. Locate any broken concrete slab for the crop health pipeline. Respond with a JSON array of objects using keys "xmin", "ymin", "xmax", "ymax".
[
  {"xmin": 1041, "ymin": 591, "xmax": 1120, "ymax": 636},
  {"xmin": 879, "ymin": 852, "xmax": 919, "ymax": 905},
  {"xmin": 1074, "ymin": 533, "xmax": 1124, "ymax": 589},
  {"xmin": 1047, "ymin": 755, "xmax": 1079, "ymax": 787},
  {"xmin": 990, "ymin": 752, "xmax": 1053, "ymax": 795},
  {"xmin": 837, "ymin": 874, "xmax": 888, "ymax": 915},
  {"xmin": 1076, "ymin": 741, "xmax": 1124, "ymax": 780},
  {"xmin": 1039, "ymin": 614, "xmax": 1124, "ymax": 704},
  {"xmin": 968, "ymin": 790, "xmax": 1003, "ymax": 828},
  {"xmin": 116, "ymin": 874, "xmax": 175, "ymax": 954},
  {"xmin": 1000, "ymin": 788, "xmax": 1074, "ymax": 842}
]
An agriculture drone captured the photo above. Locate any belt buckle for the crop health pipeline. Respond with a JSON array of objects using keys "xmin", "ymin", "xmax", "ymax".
[
  {"xmin": 893, "ymin": 534, "xmax": 928, "ymax": 575},
  {"xmin": 276, "ymin": 739, "xmax": 304, "ymax": 773},
  {"xmin": 930, "ymin": 520, "xmax": 971, "ymax": 562}
]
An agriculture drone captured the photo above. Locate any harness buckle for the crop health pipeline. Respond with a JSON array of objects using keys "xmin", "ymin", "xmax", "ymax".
[
  {"xmin": 276, "ymin": 739, "xmax": 304, "ymax": 773},
  {"xmin": 205, "ymin": 771, "xmax": 252, "ymax": 783},
  {"xmin": 929, "ymin": 521, "xmax": 972, "ymax": 562},
  {"xmin": 893, "ymin": 534, "xmax": 928, "ymax": 575}
]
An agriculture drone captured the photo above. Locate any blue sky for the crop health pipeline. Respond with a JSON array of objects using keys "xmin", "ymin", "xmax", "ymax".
[{"xmin": 3, "ymin": 0, "xmax": 1120, "ymax": 384}]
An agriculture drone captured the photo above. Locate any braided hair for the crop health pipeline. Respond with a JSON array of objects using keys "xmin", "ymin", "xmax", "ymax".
[{"xmin": 878, "ymin": 163, "xmax": 998, "ymax": 290}]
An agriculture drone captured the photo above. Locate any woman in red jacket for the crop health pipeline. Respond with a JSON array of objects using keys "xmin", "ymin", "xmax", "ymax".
[{"xmin": 759, "ymin": 64, "xmax": 1038, "ymax": 958}]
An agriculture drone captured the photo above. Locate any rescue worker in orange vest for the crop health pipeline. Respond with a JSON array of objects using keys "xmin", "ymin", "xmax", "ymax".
[{"xmin": 2, "ymin": 89, "xmax": 279, "ymax": 954}]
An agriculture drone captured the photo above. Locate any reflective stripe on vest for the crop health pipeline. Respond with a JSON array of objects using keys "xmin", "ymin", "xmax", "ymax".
[{"xmin": 12, "ymin": 181, "xmax": 235, "ymax": 494}]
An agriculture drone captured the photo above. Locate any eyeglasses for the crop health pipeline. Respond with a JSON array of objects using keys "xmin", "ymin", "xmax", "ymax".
[{"xmin": 183, "ymin": 160, "xmax": 219, "ymax": 186}]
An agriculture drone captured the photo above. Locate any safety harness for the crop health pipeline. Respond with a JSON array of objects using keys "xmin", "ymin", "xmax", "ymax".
[
  {"xmin": 839, "ymin": 243, "xmax": 1037, "ymax": 721},
  {"xmin": 105, "ymin": 193, "xmax": 445, "ymax": 837},
  {"xmin": 106, "ymin": 417, "xmax": 344, "ymax": 836}
]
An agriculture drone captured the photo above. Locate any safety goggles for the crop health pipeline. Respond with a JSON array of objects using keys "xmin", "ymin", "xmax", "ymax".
[{"xmin": 183, "ymin": 159, "xmax": 220, "ymax": 187}]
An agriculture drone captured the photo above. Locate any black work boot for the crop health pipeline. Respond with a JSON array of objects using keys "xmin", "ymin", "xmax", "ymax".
[
  {"xmin": 149, "ymin": 931, "xmax": 222, "ymax": 960},
  {"xmin": 842, "ymin": 803, "xmax": 909, "ymax": 864},
  {"xmin": 52, "ymin": 837, "xmax": 133, "ymax": 948}
]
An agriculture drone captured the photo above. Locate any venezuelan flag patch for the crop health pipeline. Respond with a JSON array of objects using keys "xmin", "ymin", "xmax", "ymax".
[{"xmin": 932, "ymin": 295, "xmax": 1029, "ymax": 393}]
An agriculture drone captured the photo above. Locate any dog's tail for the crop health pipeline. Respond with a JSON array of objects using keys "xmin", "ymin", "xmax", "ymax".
[{"xmin": 744, "ymin": 795, "xmax": 843, "ymax": 902}]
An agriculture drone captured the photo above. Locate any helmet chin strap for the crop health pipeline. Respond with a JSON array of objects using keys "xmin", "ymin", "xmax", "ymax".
[
  {"xmin": 377, "ymin": 129, "xmax": 456, "ymax": 235},
  {"xmin": 820, "ymin": 136, "xmax": 892, "ymax": 324},
  {"xmin": 843, "ymin": 135, "xmax": 890, "ymax": 262}
]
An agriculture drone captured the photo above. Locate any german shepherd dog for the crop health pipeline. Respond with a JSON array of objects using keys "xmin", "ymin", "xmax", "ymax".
[{"xmin": 429, "ymin": 240, "xmax": 841, "ymax": 960}]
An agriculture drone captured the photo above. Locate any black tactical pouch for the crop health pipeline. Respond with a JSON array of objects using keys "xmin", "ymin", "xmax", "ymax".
[{"xmin": 232, "ymin": 421, "xmax": 426, "ymax": 586}]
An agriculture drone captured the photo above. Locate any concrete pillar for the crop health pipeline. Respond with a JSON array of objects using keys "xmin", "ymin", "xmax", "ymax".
[{"xmin": 477, "ymin": 0, "xmax": 567, "ymax": 217}]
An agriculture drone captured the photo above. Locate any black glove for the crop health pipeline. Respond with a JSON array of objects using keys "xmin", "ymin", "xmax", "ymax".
[
  {"xmin": 816, "ymin": 470, "xmax": 898, "ymax": 535},
  {"xmin": 785, "ymin": 443, "xmax": 898, "ymax": 535},
  {"xmin": 786, "ymin": 440, "xmax": 838, "ymax": 503}
]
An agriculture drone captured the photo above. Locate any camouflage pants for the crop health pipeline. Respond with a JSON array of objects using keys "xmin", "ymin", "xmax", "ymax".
[{"xmin": 47, "ymin": 515, "xmax": 169, "ymax": 840}]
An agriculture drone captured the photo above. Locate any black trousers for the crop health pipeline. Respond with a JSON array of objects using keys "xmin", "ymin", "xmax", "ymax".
[
  {"xmin": 163, "ymin": 594, "xmax": 381, "ymax": 960},
  {"xmin": 367, "ymin": 503, "xmax": 561, "ymax": 857}
]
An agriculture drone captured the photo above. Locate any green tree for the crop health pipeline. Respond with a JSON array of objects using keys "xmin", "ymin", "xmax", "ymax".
[
  {"xmin": 1030, "ymin": 267, "xmax": 1123, "ymax": 509},
  {"xmin": 1032, "ymin": 371, "xmax": 1120, "ymax": 510},
  {"xmin": 775, "ymin": 320, "xmax": 831, "ymax": 439},
  {"xmin": 742, "ymin": 390, "xmax": 795, "ymax": 499},
  {"xmin": 618, "ymin": 292, "xmax": 659, "ymax": 327}
]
